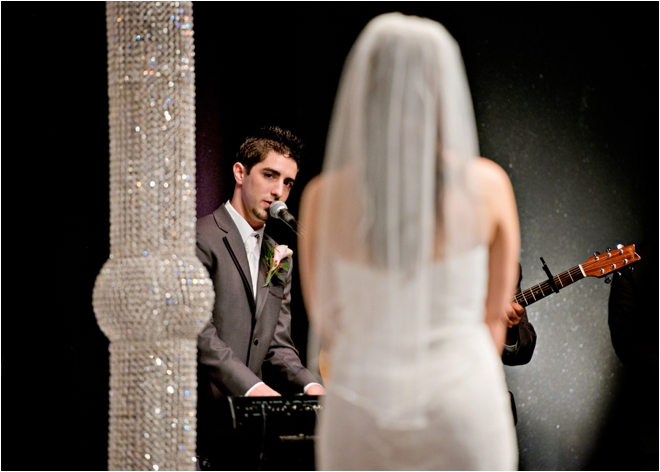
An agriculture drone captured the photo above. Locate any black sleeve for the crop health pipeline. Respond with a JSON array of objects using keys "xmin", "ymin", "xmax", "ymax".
[
  {"xmin": 503, "ymin": 263, "xmax": 537, "ymax": 366},
  {"xmin": 608, "ymin": 243, "xmax": 655, "ymax": 371}
]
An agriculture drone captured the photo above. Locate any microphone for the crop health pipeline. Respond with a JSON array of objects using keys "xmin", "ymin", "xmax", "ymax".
[{"xmin": 269, "ymin": 201, "xmax": 299, "ymax": 233}]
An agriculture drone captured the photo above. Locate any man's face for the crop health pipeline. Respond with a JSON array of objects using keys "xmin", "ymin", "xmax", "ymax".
[{"xmin": 234, "ymin": 150, "xmax": 298, "ymax": 228}]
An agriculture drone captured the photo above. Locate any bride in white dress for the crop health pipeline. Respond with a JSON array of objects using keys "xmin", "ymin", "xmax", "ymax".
[{"xmin": 299, "ymin": 12, "xmax": 521, "ymax": 470}]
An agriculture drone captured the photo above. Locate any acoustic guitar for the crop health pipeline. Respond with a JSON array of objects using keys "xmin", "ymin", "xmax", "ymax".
[
  {"xmin": 318, "ymin": 244, "xmax": 641, "ymax": 382},
  {"xmin": 513, "ymin": 243, "xmax": 641, "ymax": 307}
]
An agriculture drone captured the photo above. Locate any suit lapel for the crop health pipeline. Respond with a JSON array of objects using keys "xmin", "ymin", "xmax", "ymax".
[
  {"xmin": 255, "ymin": 236, "xmax": 271, "ymax": 319},
  {"xmin": 214, "ymin": 206, "xmax": 256, "ymax": 315}
]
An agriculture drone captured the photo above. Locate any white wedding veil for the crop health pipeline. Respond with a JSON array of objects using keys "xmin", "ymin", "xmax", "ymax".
[{"xmin": 307, "ymin": 12, "xmax": 485, "ymax": 429}]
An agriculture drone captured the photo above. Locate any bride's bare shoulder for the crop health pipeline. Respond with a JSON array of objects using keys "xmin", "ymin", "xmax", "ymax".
[
  {"xmin": 301, "ymin": 173, "xmax": 322, "ymax": 203},
  {"xmin": 473, "ymin": 157, "xmax": 510, "ymax": 182},
  {"xmin": 470, "ymin": 157, "xmax": 519, "ymax": 247},
  {"xmin": 300, "ymin": 167, "xmax": 358, "ymax": 231},
  {"xmin": 301, "ymin": 167, "xmax": 358, "ymax": 205},
  {"xmin": 470, "ymin": 157, "xmax": 514, "ymax": 197}
]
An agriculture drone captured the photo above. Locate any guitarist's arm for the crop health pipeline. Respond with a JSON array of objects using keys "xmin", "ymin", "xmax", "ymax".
[{"xmin": 502, "ymin": 263, "xmax": 538, "ymax": 366}]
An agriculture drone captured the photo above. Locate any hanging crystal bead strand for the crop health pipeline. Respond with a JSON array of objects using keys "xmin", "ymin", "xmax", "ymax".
[{"xmin": 93, "ymin": 3, "xmax": 214, "ymax": 470}]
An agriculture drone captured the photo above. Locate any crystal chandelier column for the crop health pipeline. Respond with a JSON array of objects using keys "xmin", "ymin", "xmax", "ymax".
[{"xmin": 93, "ymin": 2, "xmax": 214, "ymax": 470}]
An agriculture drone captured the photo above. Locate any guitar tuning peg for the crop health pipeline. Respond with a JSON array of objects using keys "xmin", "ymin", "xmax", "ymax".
[
  {"xmin": 593, "ymin": 251, "xmax": 600, "ymax": 256},
  {"xmin": 616, "ymin": 243, "xmax": 624, "ymax": 249},
  {"xmin": 616, "ymin": 271, "xmax": 622, "ymax": 277},
  {"xmin": 604, "ymin": 276, "xmax": 612, "ymax": 284},
  {"xmin": 607, "ymin": 247, "xmax": 612, "ymax": 252},
  {"xmin": 628, "ymin": 266, "xmax": 634, "ymax": 273}
]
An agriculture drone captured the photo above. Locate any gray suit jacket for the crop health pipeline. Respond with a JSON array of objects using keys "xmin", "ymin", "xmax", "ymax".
[{"xmin": 195, "ymin": 204, "xmax": 318, "ymax": 399}]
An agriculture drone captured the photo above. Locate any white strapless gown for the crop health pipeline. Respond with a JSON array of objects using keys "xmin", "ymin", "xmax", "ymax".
[{"xmin": 316, "ymin": 246, "xmax": 518, "ymax": 470}]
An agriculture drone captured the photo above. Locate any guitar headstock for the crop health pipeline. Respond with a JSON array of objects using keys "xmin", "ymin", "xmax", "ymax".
[{"xmin": 581, "ymin": 244, "xmax": 641, "ymax": 278}]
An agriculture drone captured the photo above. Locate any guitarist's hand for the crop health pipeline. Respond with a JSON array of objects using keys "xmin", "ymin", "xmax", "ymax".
[
  {"xmin": 505, "ymin": 302, "xmax": 525, "ymax": 328},
  {"xmin": 505, "ymin": 302, "xmax": 525, "ymax": 345}
]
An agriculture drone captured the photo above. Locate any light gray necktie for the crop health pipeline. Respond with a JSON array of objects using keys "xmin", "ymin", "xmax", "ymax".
[{"xmin": 246, "ymin": 232, "xmax": 260, "ymax": 298}]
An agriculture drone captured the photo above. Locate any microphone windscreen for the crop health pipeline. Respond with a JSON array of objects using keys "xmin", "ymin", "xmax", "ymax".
[{"xmin": 269, "ymin": 201, "xmax": 288, "ymax": 219}]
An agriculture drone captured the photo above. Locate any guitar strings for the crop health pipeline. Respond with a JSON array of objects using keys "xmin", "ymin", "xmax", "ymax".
[
  {"xmin": 512, "ymin": 266, "xmax": 583, "ymax": 306},
  {"xmin": 512, "ymin": 248, "xmax": 634, "ymax": 307}
]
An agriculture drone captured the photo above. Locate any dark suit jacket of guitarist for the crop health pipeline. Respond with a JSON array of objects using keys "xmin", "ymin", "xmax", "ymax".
[
  {"xmin": 502, "ymin": 264, "xmax": 537, "ymax": 425},
  {"xmin": 195, "ymin": 205, "xmax": 319, "ymax": 451},
  {"xmin": 503, "ymin": 264, "xmax": 537, "ymax": 366}
]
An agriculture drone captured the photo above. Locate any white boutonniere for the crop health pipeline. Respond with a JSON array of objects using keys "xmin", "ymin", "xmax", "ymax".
[{"xmin": 263, "ymin": 243, "xmax": 293, "ymax": 286}]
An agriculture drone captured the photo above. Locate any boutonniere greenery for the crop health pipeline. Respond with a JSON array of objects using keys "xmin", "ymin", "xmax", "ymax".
[{"xmin": 263, "ymin": 242, "xmax": 293, "ymax": 286}]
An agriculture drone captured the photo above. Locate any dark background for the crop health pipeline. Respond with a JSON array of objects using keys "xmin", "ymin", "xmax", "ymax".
[{"xmin": 2, "ymin": 2, "xmax": 656, "ymax": 471}]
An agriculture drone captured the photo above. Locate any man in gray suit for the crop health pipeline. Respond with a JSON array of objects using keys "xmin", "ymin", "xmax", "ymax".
[{"xmin": 195, "ymin": 126, "xmax": 325, "ymax": 468}]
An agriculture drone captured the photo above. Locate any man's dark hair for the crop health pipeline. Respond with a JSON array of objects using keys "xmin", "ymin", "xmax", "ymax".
[{"xmin": 236, "ymin": 125, "xmax": 303, "ymax": 173}]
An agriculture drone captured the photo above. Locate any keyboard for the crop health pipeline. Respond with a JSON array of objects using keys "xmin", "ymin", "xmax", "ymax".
[
  {"xmin": 203, "ymin": 395, "xmax": 322, "ymax": 470},
  {"xmin": 222, "ymin": 395, "xmax": 322, "ymax": 430}
]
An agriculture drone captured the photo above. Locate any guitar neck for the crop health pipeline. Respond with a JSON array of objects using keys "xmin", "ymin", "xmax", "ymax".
[{"xmin": 512, "ymin": 265, "xmax": 585, "ymax": 308}]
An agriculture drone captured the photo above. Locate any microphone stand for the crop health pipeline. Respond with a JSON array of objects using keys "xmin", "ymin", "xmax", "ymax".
[
  {"xmin": 281, "ymin": 218, "xmax": 305, "ymax": 239},
  {"xmin": 270, "ymin": 202, "xmax": 306, "ymax": 238}
]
